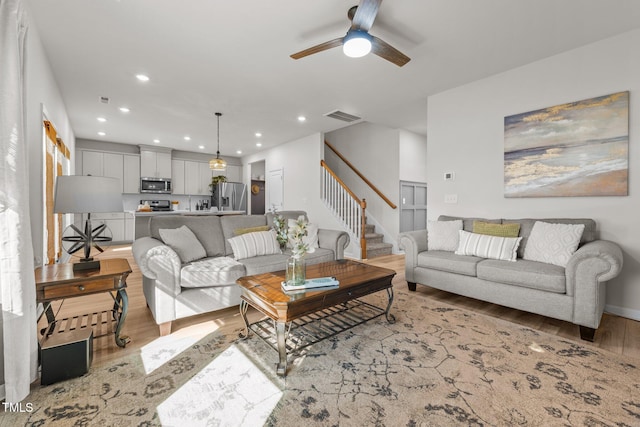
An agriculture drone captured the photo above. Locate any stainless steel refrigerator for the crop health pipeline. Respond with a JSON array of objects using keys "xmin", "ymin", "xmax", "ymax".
[{"xmin": 211, "ymin": 182, "xmax": 247, "ymax": 212}]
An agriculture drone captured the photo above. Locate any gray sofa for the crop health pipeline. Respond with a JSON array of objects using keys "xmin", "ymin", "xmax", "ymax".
[
  {"xmin": 398, "ymin": 215, "xmax": 623, "ymax": 341},
  {"xmin": 132, "ymin": 211, "xmax": 349, "ymax": 335}
]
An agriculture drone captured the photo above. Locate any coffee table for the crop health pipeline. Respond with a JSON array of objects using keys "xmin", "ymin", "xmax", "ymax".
[{"xmin": 237, "ymin": 259, "xmax": 396, "ymax": 376}]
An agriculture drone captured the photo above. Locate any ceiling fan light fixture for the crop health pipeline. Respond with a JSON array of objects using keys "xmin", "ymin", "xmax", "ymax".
[
  {"xmin": 343, "ymin": 30, "xmax": 372, "ymax": 58},
  {"xmin": 209, "ymin": 112, "xmax": 227, "ymax": 171}
]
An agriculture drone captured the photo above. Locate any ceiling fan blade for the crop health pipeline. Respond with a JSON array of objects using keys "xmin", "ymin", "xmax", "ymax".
[
  {"xmin": 290, "ymin": 37, "xmax": 344, "ymax": 60},
  {"xmin": 370, "ymin": 35, "xmax": 411, "ymax": 67},
  {"xmin": 351, "ymin": 0, "xmax": 382, "ymax": 32}
]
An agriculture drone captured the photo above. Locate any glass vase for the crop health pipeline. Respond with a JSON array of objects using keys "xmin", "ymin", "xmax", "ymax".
[{"xmin": 285, "ymin": 256, "xmax": 306, "ymax": 286}]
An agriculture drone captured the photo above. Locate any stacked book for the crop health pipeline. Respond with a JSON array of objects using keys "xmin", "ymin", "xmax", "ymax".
[{"xmin": 281, "ymin": 276, "xmax": 339, "ymax": 292}]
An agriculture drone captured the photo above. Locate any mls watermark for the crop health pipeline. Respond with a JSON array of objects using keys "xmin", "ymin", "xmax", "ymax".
[{"xmin": 2, "ymin": 402, "xmax": 34, "ymax": 413}]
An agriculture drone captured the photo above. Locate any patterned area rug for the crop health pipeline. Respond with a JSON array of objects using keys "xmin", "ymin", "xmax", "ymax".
[{"xmin": 3, "ymin": 286, "xmax": 639, "ymax": 426}]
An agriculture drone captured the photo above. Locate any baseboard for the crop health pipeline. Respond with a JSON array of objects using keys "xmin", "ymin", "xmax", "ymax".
[{"xmin": 604, "ymin": 304, "xmax": 640, "ymax": 322}]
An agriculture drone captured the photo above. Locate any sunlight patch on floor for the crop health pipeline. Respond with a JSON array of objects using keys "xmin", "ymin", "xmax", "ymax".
[
  {"xmin": 140, "ymin": 321, "xmax": 220, "ymax": 374},
  {"xmin": 110, "ymin": 245, "xmax": 132, "ymax": 252},
  {"xmin": 529, "ymin": 342, "xmax": 546, "ymax": 353},
  {"xmin": 157, "ymin": 344, "xmax": 283, "ymax": 426}
]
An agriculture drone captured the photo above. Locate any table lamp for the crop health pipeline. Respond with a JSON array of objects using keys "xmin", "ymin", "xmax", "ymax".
[{"xmin": 54, "ymin": 175, "xmax": 123, "ymax": 271}]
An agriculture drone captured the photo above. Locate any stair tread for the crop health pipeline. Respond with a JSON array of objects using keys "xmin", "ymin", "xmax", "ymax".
[{"xmin": 366, "ymin": 242, "xmax": 393, "ymax": 249}]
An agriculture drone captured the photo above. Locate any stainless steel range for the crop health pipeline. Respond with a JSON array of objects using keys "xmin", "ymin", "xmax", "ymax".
[{"xmin": 140, "ymin": 199, "xmax": 172, "ymax": 211}]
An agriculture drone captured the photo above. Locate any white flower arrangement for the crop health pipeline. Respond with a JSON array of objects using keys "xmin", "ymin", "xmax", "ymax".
[{"xmin": 288, "ymin": 215, "xmax": 315, "ymax": 259}]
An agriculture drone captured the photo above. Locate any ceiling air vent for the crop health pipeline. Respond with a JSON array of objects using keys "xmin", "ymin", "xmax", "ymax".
[
  {"xmin": 324, "ymin": 110, "xmax": 361, "ymax": 123},
  {"xmin": 99, "ymin": 96, "xmax": 110, "ymax": 104}
]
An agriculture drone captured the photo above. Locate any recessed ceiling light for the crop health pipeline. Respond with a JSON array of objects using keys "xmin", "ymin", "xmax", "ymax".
[
  {"xmin": 153, "ymin": 139, "xmax": 160, "ymax": 144},
  {"xmin": 119, "ymin": 107, "xmax": 130, "ymax": 113},
  {"xmin": 236, "ymin": 150, "xmax": 242, "ymax": 154},
  {"xmin": 256, "ymin": 142, "xmax": 262, "ymax": 147},
  {"xmin": 198, "ymin": 145, "xmax": 205, "ymax": 150},
  {"xmin": 298, "ymin": 115, "xmax": 306, "ymax": 122},
  {"xmin": 97, "ymin": 117, "xmax": 107, "ymax": 122},
  {"xmin": 255, "ymin": 132, "xmax": 262, "ymax": 137},
  {"xmin": 97, "ymin": 131, "xmax": 106, "ymax": 136},
  {"xmin": 184, "ymin": 136, "xmax": 191, "ymax": 141},
  {"xmin": 136, "ymin": 74, "xmax": 150, "ymax": 82}
]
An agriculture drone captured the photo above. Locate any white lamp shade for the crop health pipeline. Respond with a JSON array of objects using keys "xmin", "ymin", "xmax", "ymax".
[
  {"xmin": 54, "ymin": 175, "xmax": 123, "ymax": 214},
  {"xmin": 343, "ymin": 30, "xmax": 372, "ymax": 58}
]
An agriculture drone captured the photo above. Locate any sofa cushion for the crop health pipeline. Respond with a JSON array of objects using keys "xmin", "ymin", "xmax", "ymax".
[
  {"xmin": 477, "ymin": 259, "xmax": 566, "ymax": 293},
  {"xmin": 220, "ymin": 215, "xmax": 268, "ymax": 255},
  {"xmin": 427, "ymin": 220, "xmax": 463, "ymax": 251},
  {"xmin": 439, "ymin": 215, "xmax": 501, "ymax": 232},
  {"xmin": 417, "ymin": 251, "xmax": 483, "ymax": 277},
  {"xmin": 150, "ymin": 215, "xmax": 225, "ymax": 258},
  {"xmin": 227, "ymin": 230, "xmax": 281, "ymax": 260},
  {"xmin": 523, "ymin": 221, "xmax": 585, "ymax": 267},
  {"xmin": 234, "ymin": 225, "xmax": 270, "ymax": 235},
  {"xmin": 502, "ymin": 218, "xmax": 596, "ymax": 259},
  {"xmin": 455, "ymin": 230, "xmax": 522, "ymax": 262},
  {"xmin": 473, "ymin": 221, "xmax": 520, "ymax": 238},
  {"xmin": 158, "ymin": 225, "xmax": 207, "ymax": 263},
  {"xmin": 180, "ymin": 257, "xmax": 246, "ymax": 288}
]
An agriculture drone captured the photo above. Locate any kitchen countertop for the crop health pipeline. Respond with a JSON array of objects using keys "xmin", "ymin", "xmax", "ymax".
[{"xmin": 130, "ymin": 210, "xmax": 245, "ymax": 216}]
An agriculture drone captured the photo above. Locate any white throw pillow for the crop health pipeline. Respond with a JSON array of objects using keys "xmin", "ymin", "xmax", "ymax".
[
  {"xmin": 287, "ymin": 218, "xmax": 319, "ymax": 248},
  {"xmin": 227, "ymin": 229, "xmax": 281, "ymax": 260},
  {"xmin": 159, "ymin": 225, "xmax": 207, "ymax": 263},
  {"xmin": 455, "ymin": 230, "xmax": 522, "ymax": 262},
  {"xmin": 427, "ymin": 220, "xmax": 463, "ymax": 251},
  {"xmin": 523, "ymin": 221, "xmax": 585, "ymax": 267}
]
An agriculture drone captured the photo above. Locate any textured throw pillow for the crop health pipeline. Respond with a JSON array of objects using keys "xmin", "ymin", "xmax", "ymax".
[
  {"xmin": 159, "ymin": 225, "xmax": 207, "ymax": 263},
  {"xmin": 227, "ymin": 229, "xmax": 281, "ymax": 260},
  {"xmin": 287, "ymin": 218, "xmax": 319, "ymax": 249},
  {"xmin": 234, "ymin": 225, "xmax": 270, "ymax": 236},
  {"xmin": 455, "ymin": 230, "xmax": 522, "ymax": 262},
  {"xmin": 473, "ymin": 221, "xmax": 520, "ymax": 238},
  {"xmin": 523, "ymin": 221, "xmax": 585, "ymax": 267},
  {"xmin": 427, "ymin": 220, "xmax": 463, "ymax": 251}
]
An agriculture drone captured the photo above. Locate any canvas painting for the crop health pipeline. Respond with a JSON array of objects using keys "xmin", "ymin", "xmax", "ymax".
[{"xmin": 504, "ymin": 91, "xmax": 629, "ymax": 197}]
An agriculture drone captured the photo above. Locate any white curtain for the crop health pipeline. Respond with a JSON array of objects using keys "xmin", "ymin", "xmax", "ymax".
[{"xmin": 0, "ymin": 0, "xmax": 38, "ymax": 403}]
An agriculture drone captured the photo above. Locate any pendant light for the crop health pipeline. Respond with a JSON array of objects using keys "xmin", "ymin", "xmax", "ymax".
[{"xmin": 209, "ymin": 112, "xmax": 227, "ymax": 171}]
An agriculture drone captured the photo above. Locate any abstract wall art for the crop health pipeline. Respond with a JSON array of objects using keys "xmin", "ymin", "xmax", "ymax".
[{"xmin": 504, "ymin": 91, "xmax": 628, "ymax": 197}]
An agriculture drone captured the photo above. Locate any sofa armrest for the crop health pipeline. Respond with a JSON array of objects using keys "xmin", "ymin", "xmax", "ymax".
[
  {"xmin": 565, "ymin": 240, "xmax": 623, "ymax": 327},
  {"xmin": 317, "ymin": 229, "xmax": 350, "ymax": 260},
  {"xmin": 398, "ymin": 230, "xmax": 428, "ymax": 284},
  {"xmin": 132, "ymin": 237, "xmax": 182, "ymax": 297}
]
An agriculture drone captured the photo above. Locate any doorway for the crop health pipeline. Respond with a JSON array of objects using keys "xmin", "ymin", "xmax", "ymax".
[
  {"xmin": 267, "ymin": 168, "xmax": 284, "ymax": 212},
  {"xmin": 399, "ymin": 181, "xmax": 427, "ymax": 232},
  {"xmin": 249, "ymin": 160, "xmax": 266, "ymax": 215}
]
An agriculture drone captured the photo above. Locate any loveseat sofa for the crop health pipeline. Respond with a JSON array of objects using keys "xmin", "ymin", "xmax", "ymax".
[
  {"xmin": 132, "ymin": 211, "xmax": 349, "ymax": 335},
  {"xmin": 398, "ymin": 215, "xmax": 623, "ymax": 341}
]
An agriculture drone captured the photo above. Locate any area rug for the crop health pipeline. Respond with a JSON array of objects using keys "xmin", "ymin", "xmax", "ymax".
[{"xmin": 2, "ymin": 286, "xmax": 639, "ymax": 427}]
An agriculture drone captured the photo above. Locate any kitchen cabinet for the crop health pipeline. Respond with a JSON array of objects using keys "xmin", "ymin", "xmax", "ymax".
[
  {"xmin": 171, "ymin": 159, "xmax": 186, "ymax": 195},
  {"xmin": 225, "ymin": 165, "xmax": 242, "ymax": 182},
  {"xmin": 82, "ymin": 150, "xmax": 124, "ymax": 191},
  {"xmin": 140, "ymin": 149, "xmax": 171, "ymax": 178},
  {"xmin": 123, "ymin": 154, "xmax": 140, "ymax": 193},
  {"xmin": 83, "ymin": 213, "xmax": 126, "ymax": 243},
  {"xmin": 183, "ymin": 160, "xmax": 212, "ymax": 195}
]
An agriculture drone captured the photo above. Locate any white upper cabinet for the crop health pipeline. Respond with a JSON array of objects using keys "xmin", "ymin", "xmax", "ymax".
[
  {"xmin": 225, "ymin": 165, "xmax": 242, "ymax": 183},
  {"xmin": 172, "ymin": 159, "xmax": 186, "ymax": 195},
  {"xmin": 123, "ymin": 154, "xmax": 140, "ymax": 193},
  {"xmin": 140, "ymin": 147, "xmax": 172, "ymax": 178}
]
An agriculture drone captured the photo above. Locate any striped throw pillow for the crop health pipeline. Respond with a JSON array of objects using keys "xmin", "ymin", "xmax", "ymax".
[
  {"xmin": 227, "ymin": 230, "xmax": 281, "ymax": 260},
  {"xmin": 455, "ymin": 230, "xmax": 522, "ymax": 262}
]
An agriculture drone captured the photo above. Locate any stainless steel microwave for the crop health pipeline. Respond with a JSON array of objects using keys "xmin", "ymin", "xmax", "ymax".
[{"xmin": 140, "ymin": 177, "xmax": 172, "ymax": 194}]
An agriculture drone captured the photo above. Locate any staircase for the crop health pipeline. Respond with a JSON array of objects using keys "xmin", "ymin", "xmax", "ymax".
[{"xmin": 364, "ymin": 223, "xmax": 393, "ymax": 259}]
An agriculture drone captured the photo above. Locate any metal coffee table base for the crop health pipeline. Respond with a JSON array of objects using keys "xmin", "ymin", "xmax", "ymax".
[{"xmin": 239, "ymin": 288, "xmax": 395, "ymax": 376}]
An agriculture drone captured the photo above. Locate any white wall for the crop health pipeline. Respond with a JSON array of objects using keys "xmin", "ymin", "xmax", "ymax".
[
  {"xmin": 399, "ymin": 129, "xmax": 428, "ymax": 183},
  {"xmin": 325, "ymin": 122, "xmax": 401, "ymax": 252},
  {"xmin": 24, "ymin": 13, "xmax": 75, "ymax": 266},
  {"xmin": 427, "ymin": 29, "xmax": 640, "ymax": 320},
  {"xmin": 242, "ymin": 133, "xmax": 345, "ymax": 234}
]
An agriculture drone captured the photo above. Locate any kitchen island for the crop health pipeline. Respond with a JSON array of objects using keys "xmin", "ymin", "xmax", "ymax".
[{"xmin": 132, "ymin": 210, "xmax": 245, "ymax": 239}]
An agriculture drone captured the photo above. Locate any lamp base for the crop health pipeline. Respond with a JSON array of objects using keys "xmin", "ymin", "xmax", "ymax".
[{"xmin": 72, "ymin": 259, "xmax": 101, "ymax": 271}]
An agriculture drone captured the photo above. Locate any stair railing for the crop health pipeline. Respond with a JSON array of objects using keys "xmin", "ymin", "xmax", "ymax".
[{"xmin": 320, "ymin": 160, "xmax": 367, "ymax": 259}]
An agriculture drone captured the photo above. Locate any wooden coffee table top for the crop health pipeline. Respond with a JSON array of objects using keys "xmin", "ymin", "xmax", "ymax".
[{"xmin": 236, "ymin": 259, "xmax": 395, "ymax": 322}]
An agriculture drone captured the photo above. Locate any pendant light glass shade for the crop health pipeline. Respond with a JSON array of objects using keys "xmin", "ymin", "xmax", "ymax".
[{"xmin": 210, "ymin": 112, "xmax": 227, "ymax": 171}]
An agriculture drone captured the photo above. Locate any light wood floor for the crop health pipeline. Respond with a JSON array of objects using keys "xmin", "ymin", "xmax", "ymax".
[{"xmin": 44, "ymin": 245, "xmax": 640, "ymax": 366}]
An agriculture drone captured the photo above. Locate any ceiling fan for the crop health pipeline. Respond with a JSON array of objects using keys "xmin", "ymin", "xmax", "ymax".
[{"xmin": 290, "ymin": 0, "xmax": 411, "ymax": 67}]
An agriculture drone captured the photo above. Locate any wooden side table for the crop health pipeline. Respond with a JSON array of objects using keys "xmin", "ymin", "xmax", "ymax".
[{"xmin": 35, "ymin": 258, "xmax": 132, "ymax": 347}]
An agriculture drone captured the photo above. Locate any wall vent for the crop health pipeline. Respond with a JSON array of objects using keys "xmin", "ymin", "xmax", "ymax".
[
  {"xmin": 324, "ymin": 110, "xmax": 361, "ymax": 123},
  {"xmin": 99, "ymin": 96, "xmax": 110, "ymax": 104}
]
